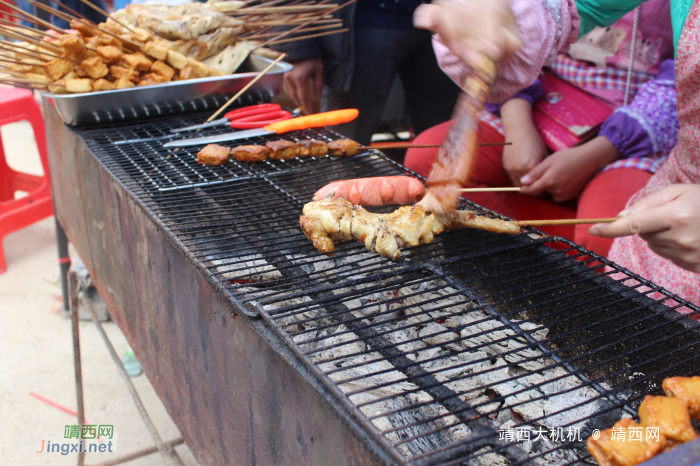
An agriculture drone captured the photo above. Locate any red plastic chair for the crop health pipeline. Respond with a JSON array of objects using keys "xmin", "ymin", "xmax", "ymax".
[{"xmin": 0, "ymin": 87, "xmax": 53, "ymax": 274}]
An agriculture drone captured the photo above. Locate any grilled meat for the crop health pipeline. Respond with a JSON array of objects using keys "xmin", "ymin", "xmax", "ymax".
[
  {"xmin": 327, "ymin": 138, "xmax": 359, "ymax": 157},
  {"xmin": 299, "ymin": 197, "xmax": 520, "ymax": 260},
  {"xmin": 663, "ymin": 376, "xmax": 700, "ymax": 418},
  {"xmin": 231, "ymin": 145, "xmax": 269, "ymax": 163},
  {"xmin": 299, "ymin": 139, "xmax": 328, "ymax": 157},
  {"xmin": 638, "ymin": 395, "xmax": 698, "ymax": 446},
  {"xmin": 197, "ymin": 144, "xmax": 230, "ymax": 165},
  {"xmin": 587, "ymin": 418, "xmax": 667, "ymax": 466},
  {"xmin": 266, "ymin": 140, "xmax": 300, "ymax": 160}
]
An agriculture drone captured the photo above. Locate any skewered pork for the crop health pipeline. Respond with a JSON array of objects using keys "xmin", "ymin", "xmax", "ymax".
[
  {"xmin": 197, "ymin": 144, "xmax": 230, "ymax": 165},
  {"xmin": 299, "ymin": 139, "xmax": 328, "ymax": 157},
  {"xmin": 327, "ymin": 138, "xmax": 359, "ymax": 156},
  {"xmin": 299, "ymin": 197, "xmax": 520, "ymax": 260},
  {"xmin": 266, "ymin": 140, "xmax": 300, "ymax": 160},
  {"xmin": 663, "ymin": 376, "xmax": 700, "ymax": 418},
  {"xmin": 231, "ymin": 145, "xmax": 269, "ymax": 163}
]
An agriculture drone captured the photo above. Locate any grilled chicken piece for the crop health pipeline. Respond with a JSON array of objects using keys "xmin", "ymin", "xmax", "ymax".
[
  {"xmin": 639, "ymin": 395, "xmax": 698, "ymax": 446},
  {"xmin": 587, "ymin": 418, "xmax": 667, "ymax": 466},
  {"xmin": 327, "ymin": 138, "xmax": 360, "ymax": 157},
  {"xmin": 299, "ymin": 197, "xmax": 520, "ymax": 260},
  {"xmin": 197, "ymin": 144, "xmax": 230, "ymax": 165},
  {"xmin": 299, "ymin": 139, "xmax": 328, "ymax": 157},
  {"xmin": 232, "ymin": 145, "xmax": 269, "ymax": 163},
  {"xmin": 266, "ymin": 140, "xmax": 300, "ymax": 160},
  {"xmin": 663, "ymin": 376, "xmax": 700, "ymax": 418}
]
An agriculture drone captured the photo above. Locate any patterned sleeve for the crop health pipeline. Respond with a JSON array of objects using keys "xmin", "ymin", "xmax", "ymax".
[
  {"xmin": 599, "ymin": 59, "xmax": 679, "ymax": 158},
  {"xmin": 433, "ymin": 0, "xmax": 580, "ymax": 104},
  {"xmin": 483, "ymin": 79, "xmax": 545, "ymax": 115}
]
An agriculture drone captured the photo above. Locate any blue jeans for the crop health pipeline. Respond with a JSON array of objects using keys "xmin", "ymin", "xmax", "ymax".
[{"xmin": 322, "ymin": 27, "xmax": 460, "ymax": 144}]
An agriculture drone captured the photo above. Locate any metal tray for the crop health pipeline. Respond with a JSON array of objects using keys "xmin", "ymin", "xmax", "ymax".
[{"xmin": 43, "ymin": 54, "xmax": 293, "ymax": 127}]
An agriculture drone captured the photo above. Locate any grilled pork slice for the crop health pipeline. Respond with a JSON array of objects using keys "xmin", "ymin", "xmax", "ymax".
[
  {"xmin": 266, "ymin": 140, "xmax": 300, "ymax": 160},
  {"xmin": 299, "ymin": 139, "xmax": 328, "ymax": 157},
  {"xmin": 197, "ymin": 144, "xmax": 230, "ymax": 165},
  {"xmin": 327, "ymin": 138, "xmax": 359, "ymax": 157},
  {"xmin": 299, "ymin": 197, "xmax": 520, "ymax": 260},
  {"xmin": 232, "ymin": 145, "xmax": 269, "ymax": 163}
]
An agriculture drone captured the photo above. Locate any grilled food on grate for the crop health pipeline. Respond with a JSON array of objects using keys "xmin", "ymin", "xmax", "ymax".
[
  {"xmin": 299, "ymin": 196, "xmax": 520, "ymax": 260},
  {"xmin": 327, "ymin": 138, "xmax": 360, "ymax": 157},
  {"xmin": 266, "ymin": 140, "xmax": 300, "ymax": 160},
  {"xmin": 638, "ymin": 395, "xmax": 698, "ymax": 446},
  {"xmin": 231, "ymin": 144, "xmax": 269, "ymax": 163},
  {"xmin": 197, "ymin": 143, "xmax": 230, "ymax": 165},
  {"xmin": 198, "ymin": 139, "xmax": 358, "ymax": 165},
  {"xmin": 314, "ymin": 176, "xmax": 426, "ymax": 205},
  {"xmin": 299, "ymin": 139, "xmax": 328, "ymax": 157},
  {"xmin": 663, "ymin": 376, "xmax": 700, "ymax": 418},
  {"xmin": 587, "ymin": 418, "xmax": 667, "ymax": 466}
]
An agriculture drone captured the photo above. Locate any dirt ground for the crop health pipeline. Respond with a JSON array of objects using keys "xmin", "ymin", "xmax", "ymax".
[{"xmin": 0, "ymin": 120, "xmax": 198, "ymax": 466}]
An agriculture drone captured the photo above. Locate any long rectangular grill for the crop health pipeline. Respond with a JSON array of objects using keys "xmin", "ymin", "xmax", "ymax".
[{"xmin": 76, "ymin": 110, "xmax": 700, "ymax": 466}]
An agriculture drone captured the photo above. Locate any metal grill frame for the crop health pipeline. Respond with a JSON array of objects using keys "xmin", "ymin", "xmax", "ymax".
[{"xmin": 71, "ymin": 109, "xmax": 700, "ymax": 466}]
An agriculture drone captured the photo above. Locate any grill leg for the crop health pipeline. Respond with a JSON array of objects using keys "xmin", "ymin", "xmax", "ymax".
[
  {"xmin": 57, "ymin": 219, "xmax": 71, "ymax": 314},
  {"xmin": 69, "ymin": 271, "xmax": 86, "ymax": 466}
]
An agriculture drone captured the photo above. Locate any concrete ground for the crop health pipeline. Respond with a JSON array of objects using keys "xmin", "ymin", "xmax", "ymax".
[{"xmin": 0, "ymin": 120, "xmax": 198, "ymax": 466}]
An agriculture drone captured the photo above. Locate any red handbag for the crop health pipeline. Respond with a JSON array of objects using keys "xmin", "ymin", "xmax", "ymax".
[{"xmin": 532, "ymin": 72, "xmax": 614, "ymax": 151}]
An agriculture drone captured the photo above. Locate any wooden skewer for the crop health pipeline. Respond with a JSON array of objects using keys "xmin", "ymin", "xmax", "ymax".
[
  {"xmin": 0, "ymin": 40, "xmax": 74, "ymax": 63},
  {"xmin": 206, "ymin": 53, "xmax": 287, "ymax": 123},
  {"xmin": 246, "ymin": 18, "xmax": 341, "ymax": 27},
  {"xmin": 515, "ymin": 218, "xmax": 619, "ymax": 227},
  {"xmin": 0, "ymin": 56, "xmax": 45, "ymax": 67},
  {"xmin": 233, "ymin": 5, "xmax": 339, "ymax": 14},
  {"xmin": 0, "ymin": 26, "xmax": 65, "ymax": 55},
  {"xmin": 239, "ymin": 0, "xmax": 333, "ymax": 38},
  {"xmin": 0, "ymin": 0, "xmax": 64, "ymax": 33},
  {"xmin": 458, "ymin": 187, "xmax": 521, "ymax": 193},
  {"xmin": 267, "ymin": 27, "xmax": 348, "ymax": 45},
  {"xmin": 0, "ymin": 66, "xmax": 34, "ymax": 78},
  {"xmin": 246, "ymin": 23, "xmax": 342, "ymax": 40},
  {"xmin": 0, "ymin": 75, "xmax": 49, "ymax": 84},
  {"xmin": 0, "ymin": 81, "xmax": 45, "ymax": 90},
  {"xmin": 0, "ymin": 20, "xmax": 47, "ymax": 38},
  {"xmin": 255, "ymin": 0, "xmax": 356, "ymax": 49},
  {"xmin": 365, "ymin": 142, "xmax": 512, "ymax": 150}
]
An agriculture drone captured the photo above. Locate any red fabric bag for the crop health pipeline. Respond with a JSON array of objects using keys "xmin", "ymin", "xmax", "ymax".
[{"xmin": 533, "ymin": 72, "xmax": 614, "ymax": 151}]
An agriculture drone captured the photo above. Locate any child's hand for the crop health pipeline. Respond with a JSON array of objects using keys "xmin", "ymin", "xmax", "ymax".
[
  {"xmin": 501, "ymin": 99, "xmax": 548, "ymax": 185},
  {"xmin": 519, "ymin": 137, "xmax": 619, "ymax": 202},
  {"xmin": 589, "ymin": 184, "xmax": 700, "ymax": 273},
  {"xmin": 414, "ymin": 0, "xmax": 522, "ymax": 67}
]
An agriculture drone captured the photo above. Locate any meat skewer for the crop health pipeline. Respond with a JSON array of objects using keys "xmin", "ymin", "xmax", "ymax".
[{"xmin": 299, "ymin": 196, "xmax": 520, "ymax": 260}]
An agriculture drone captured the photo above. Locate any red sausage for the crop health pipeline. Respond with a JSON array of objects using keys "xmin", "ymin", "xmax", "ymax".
[{"xmin": 314, "ymin": 177, "xmax": 426, "ymax": 205}]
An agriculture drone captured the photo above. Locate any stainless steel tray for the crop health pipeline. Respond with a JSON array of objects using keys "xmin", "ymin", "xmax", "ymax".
[{"xmin": 43, "ymin": 54, "xmax": 293, "ymax": 126}]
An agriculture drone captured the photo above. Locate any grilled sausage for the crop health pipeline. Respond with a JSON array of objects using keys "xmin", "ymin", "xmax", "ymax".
[{"xmin": 314, "ymin": 176, "xmax": 426, "ymax": 205}]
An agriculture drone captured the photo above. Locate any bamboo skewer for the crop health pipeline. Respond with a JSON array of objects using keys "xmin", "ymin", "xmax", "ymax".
[
  {"xmin": 245, "ymin": 18, "xmax": 341, "ymax": 27},
  {"xmin": 255, "ymin": 0, "xmax": 357, "ymax": 50},
  {"xmin": 0, "ymin": 66, "xmax": 34, "ymax": 78},
  {"xmin": 0, "ymin": 40, "xmax": 74, "ymax": 62},
  {"xmin": 74, "ymin": 0, "xmax": 136, "ymax": 33},
  {"xmin": 458, "ymin": 187, "xmax": 521, "ymax": 193},
  {"xmin": 232, "ymin": 5, "xmax": 339, "ymax": 14},
  {"xmin": 515, "ymin": 218, "xmax": 619, "ymax": 227},
  {"xmin": 206, "ymin": 53, "xmax": 287, "ymax": 123},
  {"xmin": 0, "ymin": 55, "xmax": 46, "ymax": 67},
  {"xmin": 0, "ymin": 81, "xmax": 45, "ymax": 90},
  {"xmin": 267, "ymin": 27, "xmax": 348, "ymax": 45},
  {"xmin": 246, "ymin": 23, "xmax": 342, "ymax": 40},
  {"xmin": 0, "ymin": 20, "xmax": 47, "ymax": 38},
  {"xmin": 0, "ymin": 0, "xmax": 63, "ymax": 33},
  {"xmin": 0, "ymin": 27, "xmax": 65, "ymax": 55},
  {"xmin": 366, "ymin": 142, "xmax": 512, "ymax": 150},
  {"xmin": 0, "ymin": 75, "xmax": 49, "ymax": 84}
]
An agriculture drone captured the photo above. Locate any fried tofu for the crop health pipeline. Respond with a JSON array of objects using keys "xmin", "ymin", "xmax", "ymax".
[
  {"xmin": 266, "ymin": 140, "xmax": 300, "ymax": 160},
  {"xmin": 197, "ymin": 144, "xmax": 230, "ymax": 165},
  {"xmin": 132, "ymin": 27, "xmax": 153, "ymax": 43},
  {"xmin": 114, "ymin": 77, "xmax": 135, "ymax": 89},
  {"xmin": 150, "ymin": 60, "xmax": 175, "ymax": 81},
  {"xmin": 663, "ymin": 376, "xmax": 700, "ymax": 419},
  {"xmin": 109, "ymin": 65, "xmax": 138, "ymax": 81},
  {"xmin": 97, "ymin": 34, "xmax": 121, "ymax": 49},
  {"xmin": 58, "ymin": 34, "xmax": 87, "ymax": 58},
  {"xmin": 44, "ymin": 58, "xmax": 73, "ymax": 80},
  {"xmin": 231, "ymin": 145, "xmax": 269, "ymax": 163},
  {"xmin": 143, "ymin": 41, "xmax": 169, "ymax": 61},
  {"xmin": 186, "ymin": 57, "xmax": 209, "ymax": 78},
  {"xmin": 74, "ymin": 65, "xmax": 88, "ymax": 78},
  {"xmin": 97, "ymin": 45, "xmax": 123, "ymax": 64},
  {"xmin": 26, "ymin": 73, "xmax": 50, "ymax": 83},
  {"xmin": 70, "ymin": 19, "xmax": 96, "ymax": 37},
  {"xmin": 179, "ymin": 66, "xmax": 197, "ymax": 80},
  {"xmin": 48, "ymin": 80, "xmax": 67, "ymax": 94},
  {"xmin": 63, "ymin": 71, "xmax": 77, "ymax": 81},
  {"xmin": 299, "ymin": 139, "xmax": 328, "ymax": 157},
  {"xmin": 123, "ymin": 52, "xmax": 152, "ymax": 72},
  {"xmin": 587, "ymin": 418, "xmax": 667, "ymax": 466},
  {"xmin": 208, "ymin": 67, "xmax": 226, "ymax": 77},
  {"xmin": 327, "ymin": 138, "xmax": 360, "ymax": 157},
  {"xmin": 166, "ymin": 50, "xmax": 188, "ymax": 70},
  {"xmin": 65, "ymin": 78, "xmax": 93, "ymax": 93},
  {"xmin": 639, "ymin": 395, "xmax": 698, "ymax": 446},
  {"xmin": 93, "ymin": 78, "xmax": 115, "ymax": 91},
  {"xmin": 82, "ymin": 56, "xmax": 109, "ymax": 79}
]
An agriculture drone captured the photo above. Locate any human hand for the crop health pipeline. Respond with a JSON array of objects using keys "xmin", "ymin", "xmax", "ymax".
[
  {"xmin": 283, "ymin": 57, "xmax": 324, "ymax": 115},
  {"xmin": 413, "ymin": 0, "xmax": 522, "ymax": 68},
  {"xmin": 519, "ymin": 137, "xmax": 620, "ymax": 202},
  {"xmin": 500, "ymin": 98, "xmax": 548, "ymax": 185},
  {"xmin": 589, "ymin": 184, "xmax": 700, "ymax": 273}
]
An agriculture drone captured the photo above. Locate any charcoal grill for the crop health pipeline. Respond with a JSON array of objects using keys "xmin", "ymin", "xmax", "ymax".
[{"xmin": 45, "ymin": 102, "xmax": 700, "ymax": 466}]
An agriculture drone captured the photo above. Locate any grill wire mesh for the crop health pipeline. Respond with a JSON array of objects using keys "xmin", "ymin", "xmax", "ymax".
[{"xmin": 76, "ymin": 110, "xmax": 700, "ymax": 466}]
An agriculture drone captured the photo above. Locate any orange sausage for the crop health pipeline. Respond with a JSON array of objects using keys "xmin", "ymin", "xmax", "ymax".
[{"xmin": 314, "ymin": 177, "xmax": 426, "ymax": 205}]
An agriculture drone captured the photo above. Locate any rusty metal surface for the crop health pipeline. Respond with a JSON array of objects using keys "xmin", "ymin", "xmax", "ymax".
[{"xmin": 45, "ymin": 102, "xmax": 393, "ymax": 466}]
